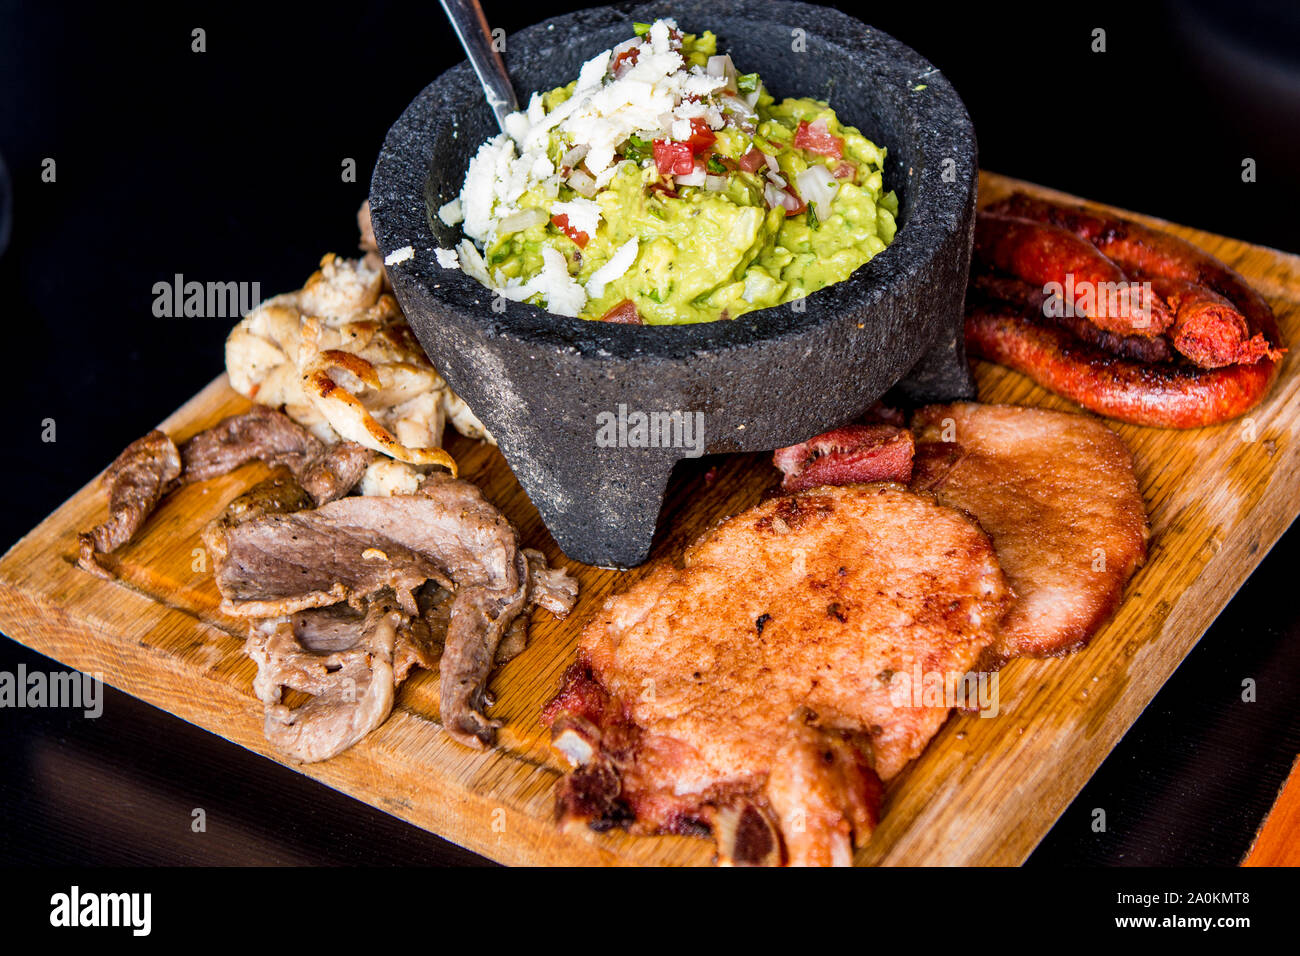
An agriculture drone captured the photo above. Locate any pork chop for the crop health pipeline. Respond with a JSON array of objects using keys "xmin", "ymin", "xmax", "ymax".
[
  {"xmin": 911, "ymin": 403, "xmax": 1148, "ymax": 662},
  {"xmin": 544, "ymin": 483, "xmax": 1009, "ymax": 866}
]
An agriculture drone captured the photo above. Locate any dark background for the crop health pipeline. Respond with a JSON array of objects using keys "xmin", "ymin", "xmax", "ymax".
[{"xmin": 1, "ymin": 0, "xmax": 1298, "ymax": 866}]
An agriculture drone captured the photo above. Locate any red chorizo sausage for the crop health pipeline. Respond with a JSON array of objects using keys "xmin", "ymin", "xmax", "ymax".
[
  {"xmin": 970, "ymin": 271, "xmax": 1173, "ymax": 363},
  {"xmin": 1149, "ymin": 276, "xmax": 1281, "ymax": 369},
  {"xmin": 975, "ymin": 213, "xmax": 1173, "ymax": 337},
  {"xmin": 965, "ymin": 303, "xmax": 1279, "ymax": 428},
  {"xmin": 985, "ymin": 193, "xmax": 1286, "ymax": 362},
  {"xmin": 969, "ymin": 194, "xmax": 1285, "ymax": 426}
]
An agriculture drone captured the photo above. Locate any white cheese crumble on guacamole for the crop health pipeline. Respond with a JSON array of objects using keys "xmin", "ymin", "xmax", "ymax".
[{"xmin": 442, "ymin": 17, "xmax": 898, "ymax": 324}]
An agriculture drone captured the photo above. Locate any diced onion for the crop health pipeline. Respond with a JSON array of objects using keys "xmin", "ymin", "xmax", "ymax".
[
  {"xmin": 764, "ymin": 182, "xmax": 801, "ymax": 212},
  {"xmin": 567, "ymin": 168, "xmax": 598, "ymax": 197},
  {"xmin": 763, "ymin": 152, "xmax": 780, "ymax": 174},
  {"xmin": 676, "ymin": 164, "xmax": 707, "ymax": 187},
  {"xmin": 496, "ymin": 207, "xmax": 549, "ymax": 234},
  {"xmin": 744, "ymin": 90, "xmax": 760, "ymax": 109},
  {"xmin": 561, "ymin": 144, "xmax": 590, "ymax": 169},
  {"xmin": 766, "ymin": 169, "xmax": 787, "ymax": 188},
  {"xmin": 707, "ymin": 54, "xmax": 738, "ymax": 92},
  {"xmin": 456, "ymin": 240, "xmax": 493, "ymax": 287},
  {"xmin": 795, "ymin": 164, "xmax": 839, "ymax": 220},
  {"xmin": 721, "ymin": 93, "xmax": 756, "ymax": 121},
  {"xmin": 704, "ymin": 174, "xmax": 728, "ymax": 192}
]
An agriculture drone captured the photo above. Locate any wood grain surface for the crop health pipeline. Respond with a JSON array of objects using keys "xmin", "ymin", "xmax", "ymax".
[{"xmin": 1, "ymin": 171, "xmax": 1297, "ymax": 866}]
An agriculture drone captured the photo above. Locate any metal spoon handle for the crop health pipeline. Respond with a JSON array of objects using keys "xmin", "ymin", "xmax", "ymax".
[{"xmin": 438, "ymin": 0, "xmax": 520, "ymax": 133}]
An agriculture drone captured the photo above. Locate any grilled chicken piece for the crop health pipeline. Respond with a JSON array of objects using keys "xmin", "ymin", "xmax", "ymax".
[
  {"xmin": 76, "ymin": 429, "xmax": 183, "ymax": 576},
  {"xmin": 545, "ymin": 483, "xmax": 1009, "ymax": 865},
  {"xmin": 911, "ymin": 403, "xmax": 1148, "ymax": 662}
]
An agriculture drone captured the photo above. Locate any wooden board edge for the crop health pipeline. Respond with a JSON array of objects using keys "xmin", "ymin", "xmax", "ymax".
[{"xmin": 0, "ymin": 576, "xmax": 676, "ymax": 867}]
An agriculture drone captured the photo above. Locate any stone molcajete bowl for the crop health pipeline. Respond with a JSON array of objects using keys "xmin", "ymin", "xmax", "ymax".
[{"xmin": 370, "ymin": 0, "xmax": 977, "ymax": 567}]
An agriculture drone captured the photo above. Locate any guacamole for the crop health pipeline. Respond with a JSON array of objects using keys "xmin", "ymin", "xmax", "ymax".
[{"xmin": 443, "ymin": 18, "xmax": 898, "ymax": 324}]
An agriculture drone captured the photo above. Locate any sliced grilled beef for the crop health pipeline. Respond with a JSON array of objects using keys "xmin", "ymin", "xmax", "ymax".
[
  {"xmin": 180, "ymin": 405, "xmax": 323, "ymax": 483},
  {"xmin": 212, "ymin": 472, "xmax": 579, "ymax": 749},
  {"xmin": 201, "ymin": 472, "xmax": 315, "ymax": 566},
  {"xmin": 393, "ymin": 581, "xmax": 453, "ymax": 681},
  {"xmin": 214, "ymin": 508, "xmax": 451, "ymax": 618},
  {"xmin": 300, "ymin": 441, "xmax": 375, "ymax": 505},
  {"xmin": 523, "ymin": 547, "xmax": 579, "ymax": 618},
  {"xmin": 439, "ymin": 550, "xmax": 530, "ymax": 747},
  {"xmin": 77, "ymin": 430, "xmax": 182, "ymax": 576},
  {"xmin": 246, "ymin": 597, "xmax": 404, "ymax": 763}
]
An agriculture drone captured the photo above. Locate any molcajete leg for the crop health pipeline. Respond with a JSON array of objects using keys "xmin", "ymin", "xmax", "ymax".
[
  {"xmin": 892, "ymin": 315, "xmax": 977, "ymax": 404},
  {"xmin": 495, "ymin": 437, "xmax": 677, "ymax": 568}
]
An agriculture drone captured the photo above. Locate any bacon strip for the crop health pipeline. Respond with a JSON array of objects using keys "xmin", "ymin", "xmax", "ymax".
[{"xmin": 772, "ymin": 425, "xmax": 913, "ymax": 492}]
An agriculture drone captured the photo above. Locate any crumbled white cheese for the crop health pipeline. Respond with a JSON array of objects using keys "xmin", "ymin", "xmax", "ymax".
[
  {"xmin": 550, "ymin": 197, "xmax": 602, "ymax": 239},
  {"xmin": 384, "ymin": 245, "xmax": 414, "ymax": 266},
  {"xmin": 434, "ymin": 247, "xmax": 460, "ymax": 270},
  {"xmin": 453, "ymin": 17, "xmax": 743, "ymax": 320},
  {"xmin": 437, "ymin": 197, "xmax": 463, "ymax": 226},
  {"xmin": 649, "ymin": 19, "xmax": 672, "ymax": 55},
  {"xmin": 576, "ymin": 50, "xmax": 612, "ymax": 92},
  {"xmin": 526, "ymin": 91, "xmax": 546, "ymax": 125},
  {"xmin": 497, "ymin": 246, "xmax": 587, "ymax": 317},
  {"xmin": 461, "ymin": 135, "xmax": 515, "ymax": 243},
  {"xmin": 585, "ymin": 238, "xmax": 639, "ymax": 299},
  {"xmin": 683, "ymin": 73, "xmax": 727, "ymax": 99}
]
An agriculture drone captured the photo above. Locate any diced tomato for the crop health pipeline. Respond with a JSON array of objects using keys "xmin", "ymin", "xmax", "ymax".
[
  {"xmin": 653, "ymin": 139, "xmax": 695, "ymax": 176},
  {"xmin": 550, "ymin": 214, "xmax": 589, "ymax": 248},
  {"xmin": 686, "ymin": 118, "xmax": 716, "ymax": 154},
  {"xmin": 599, "ymin": 299, "xmax": 642, "ymax": 324},
  {"xmin": 794, "ymin": 118, "xmax": 844, "ymax": 158},
  {"xmin": 736, "ymin": 146, "xmax": 767, "ymax": 172},
  {"xmin": 611, "ymin": 46, "xmax": 639, "ymax": 73},
  {"xmin": 833, "ymin": 161, "xmax": 857, "ymax": 179}
]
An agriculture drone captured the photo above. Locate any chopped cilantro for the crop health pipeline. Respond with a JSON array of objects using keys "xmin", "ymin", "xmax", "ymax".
[
  {"xmin": 622, "ymin": 133, "xmax": 651, "ymax": 163},
  {"xmin": 807, "ymin": 204, "xmax": 820, "ymax": 230},
  {"xmin": 736, "ymin": 72, "xmax": 760, "ymax": 94}
]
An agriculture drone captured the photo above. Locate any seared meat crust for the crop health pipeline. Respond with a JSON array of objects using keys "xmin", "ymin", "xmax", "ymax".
[
  {"xmin": 546, "ymin": 483, "xmax": 1009, "ymax": 865},
  {"xmin": 911, "ymin": 403, "xmax": 1148, "ymax": 662}
]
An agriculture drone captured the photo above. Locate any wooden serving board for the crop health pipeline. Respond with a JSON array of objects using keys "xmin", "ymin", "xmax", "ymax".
[{"xmin": 3, "ymin": 171, "xmax": 1298, "ymax": 866}]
